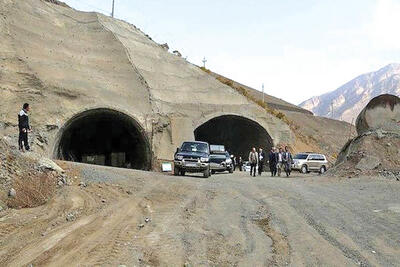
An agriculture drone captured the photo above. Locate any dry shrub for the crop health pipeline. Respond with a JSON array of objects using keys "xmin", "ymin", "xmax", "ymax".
[
  {"xmin": 198, "ymin": 65, "xmax": 293, "ymax": 125},
  {"xmin": 214, "ymin": 75, "xmax": 293, "ymax": 125},
  {"xmin": 200, "ymin": 66, "xmax": 211, "ymax": 74},
  {"xmin": 216, "ymin": 76, "xmax": 234, "ymax": 87},
  {"xmin": 43, "ymin": 0, "xmax": 70, "ymax": 7},
  {"xmin": 7, "ymin": 172, "xmax": 57, "ymax": 209}
]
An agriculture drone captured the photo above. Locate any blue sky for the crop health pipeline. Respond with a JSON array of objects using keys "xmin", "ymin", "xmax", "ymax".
[{"xmin": 63, "ymin": 0, "xmax": 400, "ymax": 104}]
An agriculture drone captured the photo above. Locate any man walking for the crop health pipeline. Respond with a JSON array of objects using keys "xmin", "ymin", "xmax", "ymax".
[
  {"xmin": 18, "ymin": 103, "xmax": 32, "ymax": 152},
  {"xmin": 238, "ymin": 156, "xmax": 243, "ymax": 171},
  {"xmin": 248, "ymin": 147, "xmax": 258, "ymax": 177},
  {"xmin": 258, "ymin": 148, "xmax": 266, "ymax": 176},
  {"xmin": 277, "ymin": 147, "xmax": 284, "ymax": 177},
  {"xmin": 268, "ymin": 147, "xmax": 277, "ymax": 177},
  {"xmin": 283, "ymin": 146, "xmax": 293, "ymax": 177}
]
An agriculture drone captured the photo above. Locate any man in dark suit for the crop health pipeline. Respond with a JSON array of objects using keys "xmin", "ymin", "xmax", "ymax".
[
  {"xmin": 268, "ymin": 147, "xmax": 278, "ymax": 177},
  {"xmin": 283, "ymin": 146, "xmax": 293, "ymax": 177}
]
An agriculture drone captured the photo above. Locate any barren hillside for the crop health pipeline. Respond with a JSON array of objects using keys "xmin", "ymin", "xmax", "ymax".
[{"xmin": 206, "ymin": 71, "xmax": 356, "ymax": 161}]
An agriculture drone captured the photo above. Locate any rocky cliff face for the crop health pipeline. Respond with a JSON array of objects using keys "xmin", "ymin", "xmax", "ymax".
[{"xmin": 299, "ymin": 64, "xmax": 400, "ymax": 123}]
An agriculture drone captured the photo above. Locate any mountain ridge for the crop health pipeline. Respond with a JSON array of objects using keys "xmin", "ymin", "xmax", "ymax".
[{"xmin": 299, "ymin": 63, "xmax": 400, "ymax": 122}]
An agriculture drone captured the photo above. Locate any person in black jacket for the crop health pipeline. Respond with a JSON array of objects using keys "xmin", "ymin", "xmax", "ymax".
[
  {"xmin": 238, "ymin": 156, "xmax": 243, "ymax": 171},
  {"xmin": 268, "ymin": 147, "xmax": 278, "ymax": 177},
  {"xmin": 258, "ymin": 148, "xmax": 266, "ymax": 176},
  {"xmin": 283, "ymin": 146, "xmax": 293, "ymax": 177},
  {"xmin": 18, "ymin": 103, "xmax": 31, "ymax": 151}
]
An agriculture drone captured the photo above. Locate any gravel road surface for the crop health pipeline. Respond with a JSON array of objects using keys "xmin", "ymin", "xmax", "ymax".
[{"xmin": 0, "ymin": 162, "xmax": 399, "ymax": 266}]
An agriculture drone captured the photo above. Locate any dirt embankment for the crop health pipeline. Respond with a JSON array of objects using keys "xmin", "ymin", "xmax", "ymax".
[
  {"xmin": 330, "ymin": 94, "xmax": 400, "ymax": 178},
  {"xmin": 0, "ymin": 137, "xmax": 68, "ymax": 210},
  {"xmin": 329, "ymin": 131, "xmax": 400, "ymax": 179}
]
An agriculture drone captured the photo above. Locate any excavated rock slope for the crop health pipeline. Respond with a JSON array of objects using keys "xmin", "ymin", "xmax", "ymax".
[
  {"xmin": 330, "ymin": 95, "xmax": 400, "ymax": 178},
  {"xmin": 0, "ymin": 0, "xmax": 293, "ymax": 169}
]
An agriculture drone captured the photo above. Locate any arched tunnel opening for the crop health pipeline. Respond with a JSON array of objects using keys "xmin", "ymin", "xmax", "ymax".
[
  {"xmin": 55, "ymin": 108, "xmax": 151, "ymax": 170},
  {"xmin": 194, "ymin": 115, "xmax": 273, "ymax": 159}
]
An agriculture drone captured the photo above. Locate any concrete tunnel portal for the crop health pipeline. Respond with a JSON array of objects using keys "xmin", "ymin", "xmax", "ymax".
[
  {"xmin": 194, "ymin": 115, "xmax": 273, "ymax": 159},
  {"xmin": 55, "ymin": 108, "xmax": 151, "ymax": 170}
]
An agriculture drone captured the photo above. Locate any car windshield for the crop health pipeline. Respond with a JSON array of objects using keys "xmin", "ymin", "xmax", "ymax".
[
  {"xmin": 294, "ymin": 154, "xmax": 309, "ymax": 160},
  {"xmin": 181, "ymin": 142, "xmax": 209, "ymax": 153}
]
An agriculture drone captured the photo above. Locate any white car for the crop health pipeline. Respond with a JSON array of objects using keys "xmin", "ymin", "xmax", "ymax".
[
  {"xmin": 292, "ymin": 153, "xmax": 329, "ymax": 174},
  {"xmin": 242, "ymin": 161, "xmax": 256, "ymax": 172}
]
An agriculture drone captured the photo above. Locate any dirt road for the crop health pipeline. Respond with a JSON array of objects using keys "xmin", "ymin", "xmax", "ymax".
[{"xmin": 0, "ymin": 163, "xmax": 399, "ymax": 266}]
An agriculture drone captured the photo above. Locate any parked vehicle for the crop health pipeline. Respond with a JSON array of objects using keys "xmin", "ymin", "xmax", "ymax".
[
  {"xmin": 209, "ymin": 145, "xmax": 233, "ymax": 174},
  {"xmin": 174, "ymin": 141, "xmax": 211, "ymax": 178},
  {"xmin": 292, "ymin": 153, "xmax": 328, "ymax": 174},
  {"xmin": 242, "ymin": 161, "xmax": 252, "ymax": 172}
]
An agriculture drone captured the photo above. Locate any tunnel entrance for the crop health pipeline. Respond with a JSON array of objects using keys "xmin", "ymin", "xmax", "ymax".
[
  {"xmin": 56, "ymin": 108, "xmax": 151, "ymax": 170},
  {"xmin": 194, "ymin": 115, "xmax": 273, "ymax": 159}
]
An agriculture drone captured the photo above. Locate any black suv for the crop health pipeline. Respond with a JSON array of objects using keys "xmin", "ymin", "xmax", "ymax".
[
  {"xmin": 174, "ymin": 141, "xmax": 211, "ymax": 178},
  {"xmin": 209, "ymin": 145, "xmax": 233, "ymax": 174}
]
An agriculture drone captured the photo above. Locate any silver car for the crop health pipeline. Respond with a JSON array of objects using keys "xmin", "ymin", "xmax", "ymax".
[{"xmin": 292, "ymin": 153, "xmax": 328, "ymax": 174}]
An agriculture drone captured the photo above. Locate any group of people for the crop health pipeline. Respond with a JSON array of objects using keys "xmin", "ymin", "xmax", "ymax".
[
  {"xmin": 248, "ymin": 147, "xmax": 266, "ymax": 177},
  {"xmin": 245, "ymin": 146, "xmax": 293, "ymax": 177},
  {"xmin": 268, "ymin": 146, "xmax": 293, "ymax": 177}
]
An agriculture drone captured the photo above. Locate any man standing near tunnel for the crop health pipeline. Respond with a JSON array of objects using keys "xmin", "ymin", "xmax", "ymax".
[
  {"xmin": 18, "ymin": 103, "xmax": 32, "ymax": 152},
  {"xmin": 269, "ymin": 147, "xmax": 277, "ymax": 177},
  {"xmin": 249, "ymin": 147, "xmax": 258, "ymax": 177},
  {"xmin": 258, "ymin": 148, "xmax": 266, "ymax": 176}
]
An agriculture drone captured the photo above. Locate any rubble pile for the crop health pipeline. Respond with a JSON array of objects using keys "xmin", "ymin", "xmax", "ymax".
[
  {"xmin": 330, "ymin": 94, "xmax": 400, "ymax": 179},
  {"xmin": 0, "ymin": 137, "xmax": 68, "ymax": 209}
]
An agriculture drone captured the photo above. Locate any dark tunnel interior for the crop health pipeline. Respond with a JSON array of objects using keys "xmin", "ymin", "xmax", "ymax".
[
  {"xmin": 194, "ymin": 115, "xmax": 273, "ymax": 159},
  {"xmin": 56, "ymin": 109, "xmax": 151, "ymax": 170}
]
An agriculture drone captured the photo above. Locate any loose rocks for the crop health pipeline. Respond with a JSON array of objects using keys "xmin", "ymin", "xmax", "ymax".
[
  {"xmin": 8, "ymin": 188, "xmax": 16, "ymax": 198},
  {"xmin": 66, "ymin": 213, "xmax": 76, "ymax": 222},
  {"xmin": 38, "ymin": 157, "xmax": 64, "ymax": 173},
  {"xmin": 356, "ymin": 155, "xmax": 381, "ymax": 171}
]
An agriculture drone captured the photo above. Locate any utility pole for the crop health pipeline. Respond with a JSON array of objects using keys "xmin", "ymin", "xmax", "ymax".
[
  {"xmin": 111, "ymin": 0, "xmax": 115, "ymax": 18},
  {"xmin": 262, "ymin": 83, "xmax": 265, "ymax": 103},
  {"xmin": 202, "ymin": 57, "xmax": 207, "ymax": 68}
]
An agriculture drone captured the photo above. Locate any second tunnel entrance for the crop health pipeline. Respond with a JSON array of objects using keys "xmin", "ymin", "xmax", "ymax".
[{"xmin": 194, "ymin": 115, "xmax": 273, "ymax": 159}]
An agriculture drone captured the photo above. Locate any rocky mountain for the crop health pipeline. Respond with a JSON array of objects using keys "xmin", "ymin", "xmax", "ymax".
[{"xmin": 299, "ymin": 63, "xmax": 400, "ymax": 123}]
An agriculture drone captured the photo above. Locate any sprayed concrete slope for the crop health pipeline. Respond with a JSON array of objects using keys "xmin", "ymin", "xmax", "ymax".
[{"xmin": 0, "ymin": 0, "xmax": 294, "ymax": 169}]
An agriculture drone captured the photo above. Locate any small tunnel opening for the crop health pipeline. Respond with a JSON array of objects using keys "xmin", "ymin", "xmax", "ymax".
[
  {"xmin": 194, "ymin": 115, "xmax": 273, "ymax": 159},
  {"xmin": 56, "ymin": 109, "xmax": 151, "ymax": 170}
]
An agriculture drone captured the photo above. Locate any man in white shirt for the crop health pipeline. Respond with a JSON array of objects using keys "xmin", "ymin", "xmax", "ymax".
[{"xmin": 277, "ymin": 147, "xmax": 284, "ymax": 177}]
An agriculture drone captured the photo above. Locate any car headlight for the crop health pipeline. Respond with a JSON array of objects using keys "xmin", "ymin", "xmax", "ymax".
[
  {"xmin": 175, "ymin": 155, "xmax": 183, "ymax": 160},
  {"xmin": 226, "ymin": 159, "xmax": 232, "ymax": 164},
  {"xmin": 200, "ymin": 157, "xmax": 209, "ymax": 163}
]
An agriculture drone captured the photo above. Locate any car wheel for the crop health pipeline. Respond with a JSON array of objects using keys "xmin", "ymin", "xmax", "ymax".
[
  {"xmin": 180, "ymin": 170, "xmax": 186, "ymax": 176},
  {"xmin": 229, "ymin": 168, "xmax": 233, "ymax": 173},
  {"xmin": 211, "ymin": 170, "xmax": 215, "ymax": 175},
  {"xmin": 301, "ymin": 165, "xmax": 308, "ymax": 174},
  {"xmin": 203, "ymin": 167, "xmax": 210, "ymax": 178},
  {"xmin": 319, "ymin": 166, "xmax": 326, "ymax": 174},
  {"xmin": 174, "ymin": 167, "xmax": 180, "ymax": 176}
]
